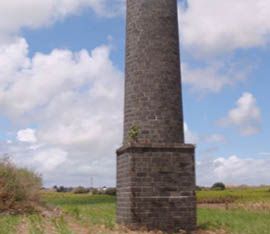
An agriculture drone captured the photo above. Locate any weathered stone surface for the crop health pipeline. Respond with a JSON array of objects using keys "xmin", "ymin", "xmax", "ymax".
[
  {"xmin": 123, "ymin": 0, "xmax": 184, "ymax": 144},
  {"xmin": 117, "ymin": 144, "xmax": 196, "ymax": 232},
  {"xmin": 117, "ymin": 0, "xmax": 196, "ymax": 232}
]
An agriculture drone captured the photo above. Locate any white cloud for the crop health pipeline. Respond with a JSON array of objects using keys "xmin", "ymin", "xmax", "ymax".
[
  {"xmin": 197, "ymin": 155, "xmax": 270, "ymax": 186},
  {"xmin": 202, "ymin": 134, "xmax": 226, "ymax": 144},
  {"xmin": 42, "ymin": 156, "xmax": 116, "ymax": 187},
  {"xmin": 219, "ymin": 92, "xmax": 261, "ymax": 136},
  {"xmin": 4, "ymin": 0, "xmax": 269, "ymax": 54},
  {"xmin": 0, "ymin": 0, "xmax": 267, "ymax": 188},
  {"xmin": 184, "ymin": 122, "xmax": 198, "ymax": 144},
  {"xmin": 33, "ymin": 148, "xmax": 68, "ymax": 173},
  {"xmin": 0, "ymin": 0, "xmax": 124, "ymax": 42},
  {"xmin": 16, "ymin": 128, "xmax": 37, "ymax": 143},
  {"xmin": 0, "ymin": 38, "xmax": 123, "ymax": 117},
  {"xmin": 182, "ymin": 62, "xmax": 251, "ymax": 94},
  {"xmin": 179, "ymin": 0, "xmax": 270, "ymax": 55},
  {"xmin": 0, "ymin": 0, "xmax": 125, "ymax": 187},
  {"xmin": 0, "ymin": 38, "xmax": 123, "ymax": 186},
  {"xmin": 0, "ymin": 38, "xmax": 30, "ymax": 87},
  {"xmin": 184, "ymin": 123, "xmax": 226, "ymax": 145}
]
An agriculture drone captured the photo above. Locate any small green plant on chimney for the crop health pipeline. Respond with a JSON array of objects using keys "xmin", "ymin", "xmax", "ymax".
[{"xmin": 128, "ymin": 125, "xmax": 140, "ymax": 142}]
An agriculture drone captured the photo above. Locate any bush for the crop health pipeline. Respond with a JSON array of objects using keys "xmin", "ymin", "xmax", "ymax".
[
  {"xmin": 72, "ymin": 186, "xmax": 89, "ymax": 194},
  {"xmin": 211, "ymin": 182, "xmax": 226, "ymax": 191},
  {"xmin": 0, "ymin": 158, "xmax": 42, "ymax": 213}
]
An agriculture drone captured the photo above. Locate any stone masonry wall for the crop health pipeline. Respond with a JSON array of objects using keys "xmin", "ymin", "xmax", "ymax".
[
  {"xmin": 124, "ymin": 0, "xmax": 184, "ymax": 144},
  {"xmin": 118, "ymin": 0, "xmax": 196, "ymax": 232},
  {"xmin": 117, "ymin": 144, "xmax": 196, "ymax": 233}
]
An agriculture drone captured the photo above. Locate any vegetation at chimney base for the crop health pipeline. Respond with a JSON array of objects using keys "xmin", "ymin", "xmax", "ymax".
[{"xmin": 128, "ymin": 125, "xmax": 140, "ymax": 141}]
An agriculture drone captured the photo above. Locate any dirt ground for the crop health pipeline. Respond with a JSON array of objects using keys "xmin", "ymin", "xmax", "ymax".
[
  {"xmin": 14, "ymin": 205, "xmax": 227, "ymax": 234},
  {"xmin": 15, "ymin": 215, "xmax": 226, "ymax": 234}
]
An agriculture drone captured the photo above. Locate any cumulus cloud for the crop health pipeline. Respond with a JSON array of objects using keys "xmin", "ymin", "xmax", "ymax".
[
  {"xmin": 0, "ymin": 0, "xmax": 267, "ymax": 188},
  {"xmin": 0, "ymin": 0, "xmax": 124, "ymax": 42},
  {"xmin": 197, "ymin": 155, "xmax": 270, "ymax": 186},
  {"xmin": 16, "ymin": 128, "xmax": 37, "ymax": 143},
  {"xmin": 4, "ymin": 0, "xmax": 270, "ymax": 57},
  {"xmin": 33, "ymin": 148, "xmax": 68, "ymax": 173},
  {"xmin": 0, "ymin": 38, "xmax": 123, "ymax": 186},
  {"xmin": 1, "ymin": 140, "xmax": 117, "ymax": 187},
  {"xmin": 182, "ymin": 62, "xmax": 251, "ymax": 94},
  {"xmin": 4, "ymin": 0, "xmax": 268, "ymax": 55},
  {"xmin": 179, "ymin": 0, "xmax": 270, "ymax": 55},
  {"xmin": 219, "ymin": 92, "xmax": 261, "ymax": 135},
  {"xmin": 0, "ymin": 38, "xmax": 123, "ymax": 117}
]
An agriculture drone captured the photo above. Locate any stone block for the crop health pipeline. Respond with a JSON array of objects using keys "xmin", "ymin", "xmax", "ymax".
[{"xmin": 116, "ymin": 143, "xmax": 196, "ymax": 233}]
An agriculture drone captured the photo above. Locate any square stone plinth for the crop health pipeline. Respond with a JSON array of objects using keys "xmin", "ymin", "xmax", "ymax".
[{"xmin": 116, "ymin": 143, "xmax": 196, "ymax": 233}]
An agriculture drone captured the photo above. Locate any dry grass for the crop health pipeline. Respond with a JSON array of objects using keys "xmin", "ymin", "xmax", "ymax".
[
  {"xmin": 12, "ymin": 211, "xmax": 227, "ymax": 234},
  {"xmin": 0, "ymin": 158, "xmax": 42, "ymax": 213}
]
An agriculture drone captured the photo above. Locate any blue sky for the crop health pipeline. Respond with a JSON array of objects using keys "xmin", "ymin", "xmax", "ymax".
[{"xmin": 0, "ymin": 0, "xmax": 269, "ymax": 187}]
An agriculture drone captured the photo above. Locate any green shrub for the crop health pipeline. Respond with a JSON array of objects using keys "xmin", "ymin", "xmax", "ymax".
[
  {"xmin": 211, "ymin": 182, "xmax": 226, "ymax": 191},
  {"xmin": 0, "ymin": 158, "xmax": 42, "ymax": 213}
]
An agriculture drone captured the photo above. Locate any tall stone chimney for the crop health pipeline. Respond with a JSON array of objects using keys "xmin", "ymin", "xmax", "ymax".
[{"xmin": 117, "ymin": 0, "xmax": 196, "ymax": 232}]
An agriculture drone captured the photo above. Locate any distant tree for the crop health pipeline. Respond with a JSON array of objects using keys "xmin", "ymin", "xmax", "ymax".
[
  {"xmin": 72, "ymin": 186, "xmax": 89, "ymax": 194},
  {"xmin": 105, "ymin": 188, "xmax": 116, "ymax": 196},
  {"xmin": 56, "ymin": 186, "xmax": 65, "ymax": 192},
  {"xmin": 211, "ymin": 182, "xmax": 226, "ymax": 190}
]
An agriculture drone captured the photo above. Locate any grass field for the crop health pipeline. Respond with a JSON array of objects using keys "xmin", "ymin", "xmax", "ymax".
[{"xmin": 0, "ymin": 187, "xmax": 270, "ymax": 233}]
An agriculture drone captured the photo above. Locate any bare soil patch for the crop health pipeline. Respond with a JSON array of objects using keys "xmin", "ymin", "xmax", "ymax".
[{"xmin": 15, "ymin": 217, "xmax": 29, "ymax": 234}]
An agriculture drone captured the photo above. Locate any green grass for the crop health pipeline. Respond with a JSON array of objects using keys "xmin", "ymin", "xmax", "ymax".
[
  {"xmin": 43, "ymin": 193, "xmax": 116, "ymax": 228},
  {"xmin": 42, "ymin": 189, "xmax": 270, "ymax": 233},
  {"xmin": 43, "ymin": 192, "xmax": 115, "ymax": 206},
  {"xmin": 52, "ymin": 215, "xmax": 73, "ymax": 234},
  {"xmin": 1, "ymin": 188, "xmax": 270, "ymax": 233},
  {"xmin": 196, "ymin": 187, "xmax": 270, "ymax": 233},
  {"xmin": 28, "ymin": 214, "xmax": 44, "ymax": 234},
  {"xmin": 197, "ymin": 187, "xmax": 270, "ymax": 203},
  {"xmin": 198, "ymin": 208, "xmax": 270, "ymax": 234},
  {"xmin": 0, "ymin": 215, "xmax": 20, "ymax": 234}
]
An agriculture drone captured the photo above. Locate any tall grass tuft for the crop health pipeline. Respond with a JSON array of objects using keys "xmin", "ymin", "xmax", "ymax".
[{"xmin": 0, "ymin": 158, "xmax": 42, "ymax": 213}]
